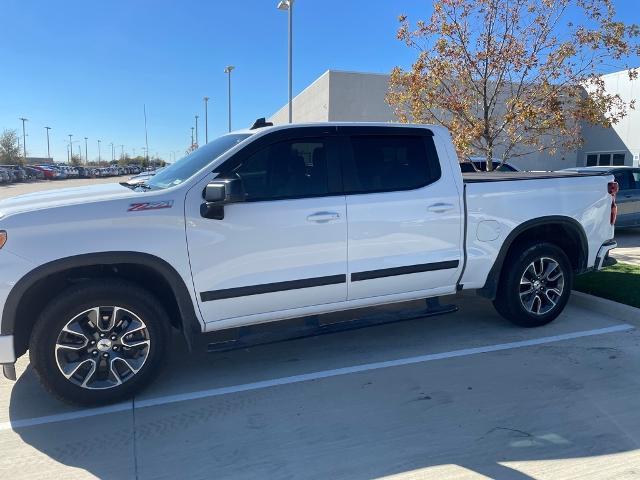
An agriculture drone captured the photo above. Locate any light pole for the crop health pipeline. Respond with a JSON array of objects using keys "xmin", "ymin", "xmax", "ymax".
[
  {"xmin": 97, "ymin": 139, "xmax": 101, "ymax": 165},
  {"xmin": 44, "ymin": 127, "xmax": 52, "ymax": 160},
  {"xmin": 143, "ymin": 104, "xmax": 150, "ymax": 167},
  {"xmin": 224, "ymin": 65, "xmax": 235, "ymax": 132},
  {"xmin": 68, "ymin": 134, "xmax": 73, "ymax": 162},
  {"xmin": 109, "ymin": 142, "xmax": 114, "ymax": 162},
  {"xmin": 203, "ymin": 96, "xmax": 209, "ymax": 143},
  {"xmin": 120, "ymin": 144, "xmax": 124, "ymax": 160},
  {"xmin": 195, "ymin": 115, "xmax": 199, "ymax": 147},
  {"xmin": 190, "ymin": 127, "xmax": 194, "ymax": 147},
  {"xmin": 84, "ymin": 137, "xmax": 88, "ymax": 164},
  {"xmin": 19, "ymin": 118, "xmax": 28, "ymax": 159},
  {"xmin": 277, "ymin": 0, "xmax": 294, "ymax": 123}
]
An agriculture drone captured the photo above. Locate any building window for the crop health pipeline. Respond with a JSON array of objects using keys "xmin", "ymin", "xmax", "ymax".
[{"xmin": 585, "ymin": 152, "xmax": 625, "ymax": 166}]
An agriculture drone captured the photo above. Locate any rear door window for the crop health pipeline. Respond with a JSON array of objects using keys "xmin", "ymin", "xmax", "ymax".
[{"xmin": 344, "ymin": 135, "xmax": 440, "ymax": 194}]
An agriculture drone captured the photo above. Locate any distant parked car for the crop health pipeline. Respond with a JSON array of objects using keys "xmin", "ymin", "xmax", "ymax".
[
  {"xmin": 3, "ymin": 165, "xmax": 28, "ymax": 182},
  {"xmin": 564, "ymin": 166, "xmax": 640, "ymax": 229},
  {"xmin": 0, "ymin": 168, "xmax": 11, "ymax": 183},
  {"xmin": 22, "ymin": 166, "xmax": 44, "ymax": 180},
  {"xmin": 467, "ymin": 158, "xmax": 519, "ymax": 172},
  {"xmin": 459, "ymin": 162, "xmax": 479, "ymax": 173},
  {"xmin": 32, "ymin": 165, "xmax": 58, "ymax": 180}
]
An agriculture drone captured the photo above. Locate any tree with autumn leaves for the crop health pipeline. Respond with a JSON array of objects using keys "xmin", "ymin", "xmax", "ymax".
[{"xmin": 387, "ymin": 0, "xmax": 640, "ymax": 170}]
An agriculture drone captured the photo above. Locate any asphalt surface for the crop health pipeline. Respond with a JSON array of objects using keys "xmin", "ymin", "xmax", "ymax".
[{"xmin": 1, "ymin": 293, "xmax": 640, "ymax": 480}]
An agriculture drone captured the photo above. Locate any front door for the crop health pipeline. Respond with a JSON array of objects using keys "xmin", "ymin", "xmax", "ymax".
[{"xmin": 185, "ymin": 132, "xmax": 348, "ymax": 325}]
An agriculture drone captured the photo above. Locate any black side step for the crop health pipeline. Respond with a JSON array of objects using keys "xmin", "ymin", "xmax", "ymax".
[{"xmin": 204, "ymin": 297, "xmax": 458, "ymax": 353}]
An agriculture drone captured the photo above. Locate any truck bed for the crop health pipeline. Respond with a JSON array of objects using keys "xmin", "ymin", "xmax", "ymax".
[{"xmin": 462, "ymin": 171, "xmax": 607, "ymax": 183}]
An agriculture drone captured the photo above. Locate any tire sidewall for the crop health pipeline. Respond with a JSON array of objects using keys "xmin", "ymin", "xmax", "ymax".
[{"xmin": 30, "ymin": 281, "xmax": 169, "ymax": 406}]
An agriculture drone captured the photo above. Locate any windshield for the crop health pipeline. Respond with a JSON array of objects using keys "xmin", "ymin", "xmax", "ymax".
[{"xmin": 146, "ymin": 133, "xmax": 252, "ymax": 190}]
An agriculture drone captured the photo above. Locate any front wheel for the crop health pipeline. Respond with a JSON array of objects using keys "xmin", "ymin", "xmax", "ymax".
[
  {"xmin": 30, "ymin": 280, "xmax": 170, "ymax": 406},
  {"xmin": 493, "ymin": 242, "xmax": 573, "ymax": 327}
]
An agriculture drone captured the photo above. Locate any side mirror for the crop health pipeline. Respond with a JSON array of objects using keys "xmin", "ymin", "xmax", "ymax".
[{"xmin": 201, "ymin": 177, "xmax": 245, "ymax": 220}]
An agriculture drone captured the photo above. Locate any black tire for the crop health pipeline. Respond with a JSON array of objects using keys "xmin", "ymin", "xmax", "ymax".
[
  {"xmin": 493, "ymin": 242, "xmax": 573, "ymax": 328},
  {"xmin": 29, "ymin": 279, "xmax": 170, "ymax": 406}
]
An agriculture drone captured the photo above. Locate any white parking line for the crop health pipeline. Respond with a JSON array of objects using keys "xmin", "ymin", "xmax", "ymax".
[{"xmin": 1, "ymin": 323, "xmax": 633, "ymax": 431}]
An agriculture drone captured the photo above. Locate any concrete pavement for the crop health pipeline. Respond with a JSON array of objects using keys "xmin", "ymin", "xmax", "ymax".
[
  {"xmin": 1, "ymin": 294, "xmax": 640, "ymax": 479},
  {"xmin": 612, "ymin": 228, "xmax": 640, "ymax": 265}
]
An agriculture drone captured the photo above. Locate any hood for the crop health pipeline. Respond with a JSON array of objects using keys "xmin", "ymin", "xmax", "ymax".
[{"xmin": 0, "ymin": 182, "xmax": 142, "ymax": 217}]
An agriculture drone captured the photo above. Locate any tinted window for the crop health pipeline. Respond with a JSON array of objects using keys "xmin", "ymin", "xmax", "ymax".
[
  {"xmin": 233, "ymin": 138, "xmax": 330, "ymax": 201},
  {"xmin": 598, "ymin": 154, "xmax": 611, "ymax": 166},
  {"xmin": 612, "ymin": 153, "xmax": 625, "ymax": 166},
  {"xmin": 586, "ymin": 154, "xmax": 598, "ymax": 166},
  {"xmin": 346, "ymin": 135, "xmax": 439, "ymax": 193},
  {"xmin": 614, "ymin": 171, "xmax": 632, "ymax": 190}
]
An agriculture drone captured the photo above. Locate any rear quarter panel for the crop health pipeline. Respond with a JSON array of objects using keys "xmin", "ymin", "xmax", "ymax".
[{"xmin": 461, "ymin": 175, "xmax": 615, "ymax": 289}]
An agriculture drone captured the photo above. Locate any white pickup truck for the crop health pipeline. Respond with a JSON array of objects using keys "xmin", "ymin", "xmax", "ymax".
[{"xmin": 0, "ymin": 122, "xmax": 618, "ymax": 405}]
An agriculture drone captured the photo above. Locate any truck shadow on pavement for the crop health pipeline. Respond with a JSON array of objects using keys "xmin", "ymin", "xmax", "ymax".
[{"xmin": 8, "ymin": 296, "xmax": 640, "ymax": 480}]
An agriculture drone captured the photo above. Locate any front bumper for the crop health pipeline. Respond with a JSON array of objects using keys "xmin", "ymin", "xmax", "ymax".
[
  {"xmin": 595, "ymin": 240, "xmax": 617, "ymax": 271},
  {"xmin": 0, "ymin": 334, "xmax": 16, "ymax": 380}
]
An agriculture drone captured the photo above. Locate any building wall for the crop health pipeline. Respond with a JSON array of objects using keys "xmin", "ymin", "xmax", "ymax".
[
  {"xmin": 271, "ymin": 69, "xmax": 638, "ymax": 170},
  {"xmin": 327, "ymin": 71, "xmax": 395, "ymax": 122},
  {"xmin": 578, "ymin": 70, "xmax": 640, "ymax": 167},
  {"xmin": 270, "ymin": 70, "xmax": 331, "ymax": 124}
]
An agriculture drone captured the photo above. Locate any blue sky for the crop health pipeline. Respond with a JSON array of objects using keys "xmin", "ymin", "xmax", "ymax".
[{"xmin": 0, "ymin": 0, "xmax": 638, "ymax": 162}]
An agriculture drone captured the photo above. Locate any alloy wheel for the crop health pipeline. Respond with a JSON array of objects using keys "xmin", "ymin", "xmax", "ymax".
[
  {"xmin": 54, "ymin": 306, "xmax": 151, "ymax": 390},
  {"xmin": 519, "ymin": 257, "xmax": 565, "ymax": 316}
]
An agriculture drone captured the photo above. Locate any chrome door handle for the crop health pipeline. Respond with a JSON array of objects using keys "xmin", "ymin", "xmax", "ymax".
[
  {"xmin": 427, "ymin": 203, "xmax": 454, "ymax": 213},
  {"xmin": 307, "ymin": 211, "xmax": 340, "ymax": 223}
]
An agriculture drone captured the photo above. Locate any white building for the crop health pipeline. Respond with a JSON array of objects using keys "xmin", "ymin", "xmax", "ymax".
[{"xmin": 270, "ymin": 69, "xmax": 639, "ymax": 170}]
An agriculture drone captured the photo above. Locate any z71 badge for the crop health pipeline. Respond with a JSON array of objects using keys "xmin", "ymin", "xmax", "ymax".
[{"xmin": 127, "ymin": 200, "xmax": 174, "ymax": 212}]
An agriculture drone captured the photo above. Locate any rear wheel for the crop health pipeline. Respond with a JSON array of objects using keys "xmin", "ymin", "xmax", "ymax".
[
  {"xmin": 493, "ymin": 242, "xmax": 573, "ymax": 327},
  {"xmin": 30, "ymin": 280, "xmax": 170, "ymax": 406}
]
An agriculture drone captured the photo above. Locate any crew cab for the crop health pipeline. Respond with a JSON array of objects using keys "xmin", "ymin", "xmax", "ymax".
[{"xmin": 0, "ymin": 122, "xmax": 618, "ymax": 405}]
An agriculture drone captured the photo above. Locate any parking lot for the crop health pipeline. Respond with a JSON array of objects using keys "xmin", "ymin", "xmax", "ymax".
[
  {"xmin": 0, "ymin": 292, "xmax": 638, "ymax": 480},
  {"xmin": 0, "ymin": 177, "xmax": 125, "ymax": 200}
]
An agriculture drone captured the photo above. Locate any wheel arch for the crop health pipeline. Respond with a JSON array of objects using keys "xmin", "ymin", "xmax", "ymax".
[
  {"xmin": 477, "ymin": 216, "xmax": 588, "ymax": 300},
  {"xmin": 2, "ymin": 252, "xmax": 202, "ymax": 358}
]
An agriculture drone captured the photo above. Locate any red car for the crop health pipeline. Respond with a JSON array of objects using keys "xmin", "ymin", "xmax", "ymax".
[{"xmin": 32, "ymin": 165, "xmax": 56, "ymax": 180}]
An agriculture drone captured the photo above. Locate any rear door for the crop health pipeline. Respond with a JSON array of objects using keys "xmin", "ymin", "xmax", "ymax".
[{"xmin": 339, "ymin": 126, "xmax": 463, "ymax": 301}]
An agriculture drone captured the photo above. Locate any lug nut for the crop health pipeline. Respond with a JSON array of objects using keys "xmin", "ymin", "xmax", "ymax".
[
  {"xmin": 90, "ymin": 340, "xmax": 96, "ymax": 345},
  {"xmin": 111, "ymin": 335, "xmax": 117, "ymax": 340},
  {"xmin": 102, "ymin": 353, "xmax": 109, "ymax": 358},
  {"xmin": 100, "ymin": 333, "xmax": 105, "ymax": 338},
  {"xmin": 92, "ymin": 350, "xmax": 98, "ymax": 355},
  {"xmin": 113, "ymin": 345, "xmax": 118, "ymax": 351}
]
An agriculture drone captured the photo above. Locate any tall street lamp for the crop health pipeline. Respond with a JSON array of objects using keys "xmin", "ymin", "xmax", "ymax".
[
  {"xmin": 84, "ymin": 137, "xmax": 88, "ymax": 164},
  {"xmin": 19, "ymin": 117, "xmax": 28, "ymax": 159},
  {"xmin": 44, "ymin": 126, "xmax": 52, "ymax": 160},
  {"xmin": 109, "ymin": 142, "xmax": 114, "ymax": 162},
  {"xmin": 277, "ymin": 0, "xmax": 294, "ymax": 123},
  {"xmin": 190, "ymin": 127, "xmax": 194, "ymax": 147},
  {"xmin": 97, "ymin": 139, "xmax": 101, "ymax": 165},
  {"xmin": 68, "ymin": 134, "xmax": 73, "ymax": 162},
  {"xmin": 203, "ymin": 96, "xmax": 210, "ymax": 144},
  {"xmin": 224, "ymin": 65, "xmax": 235, "ymax": 132},
  {"xmin": 195, "ymin": 115, "xmax": 199, "ymax": 147}
]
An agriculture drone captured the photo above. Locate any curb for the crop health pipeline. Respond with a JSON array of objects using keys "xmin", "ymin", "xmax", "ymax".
[{"xmin": 571, "ymin": 290, "xmax": 640, "ymax": 326}]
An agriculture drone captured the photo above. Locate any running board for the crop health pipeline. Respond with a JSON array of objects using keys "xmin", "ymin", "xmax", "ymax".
[{"xmin": 204, "ymin": 297, "xmax": 458, "ymax": 353}]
